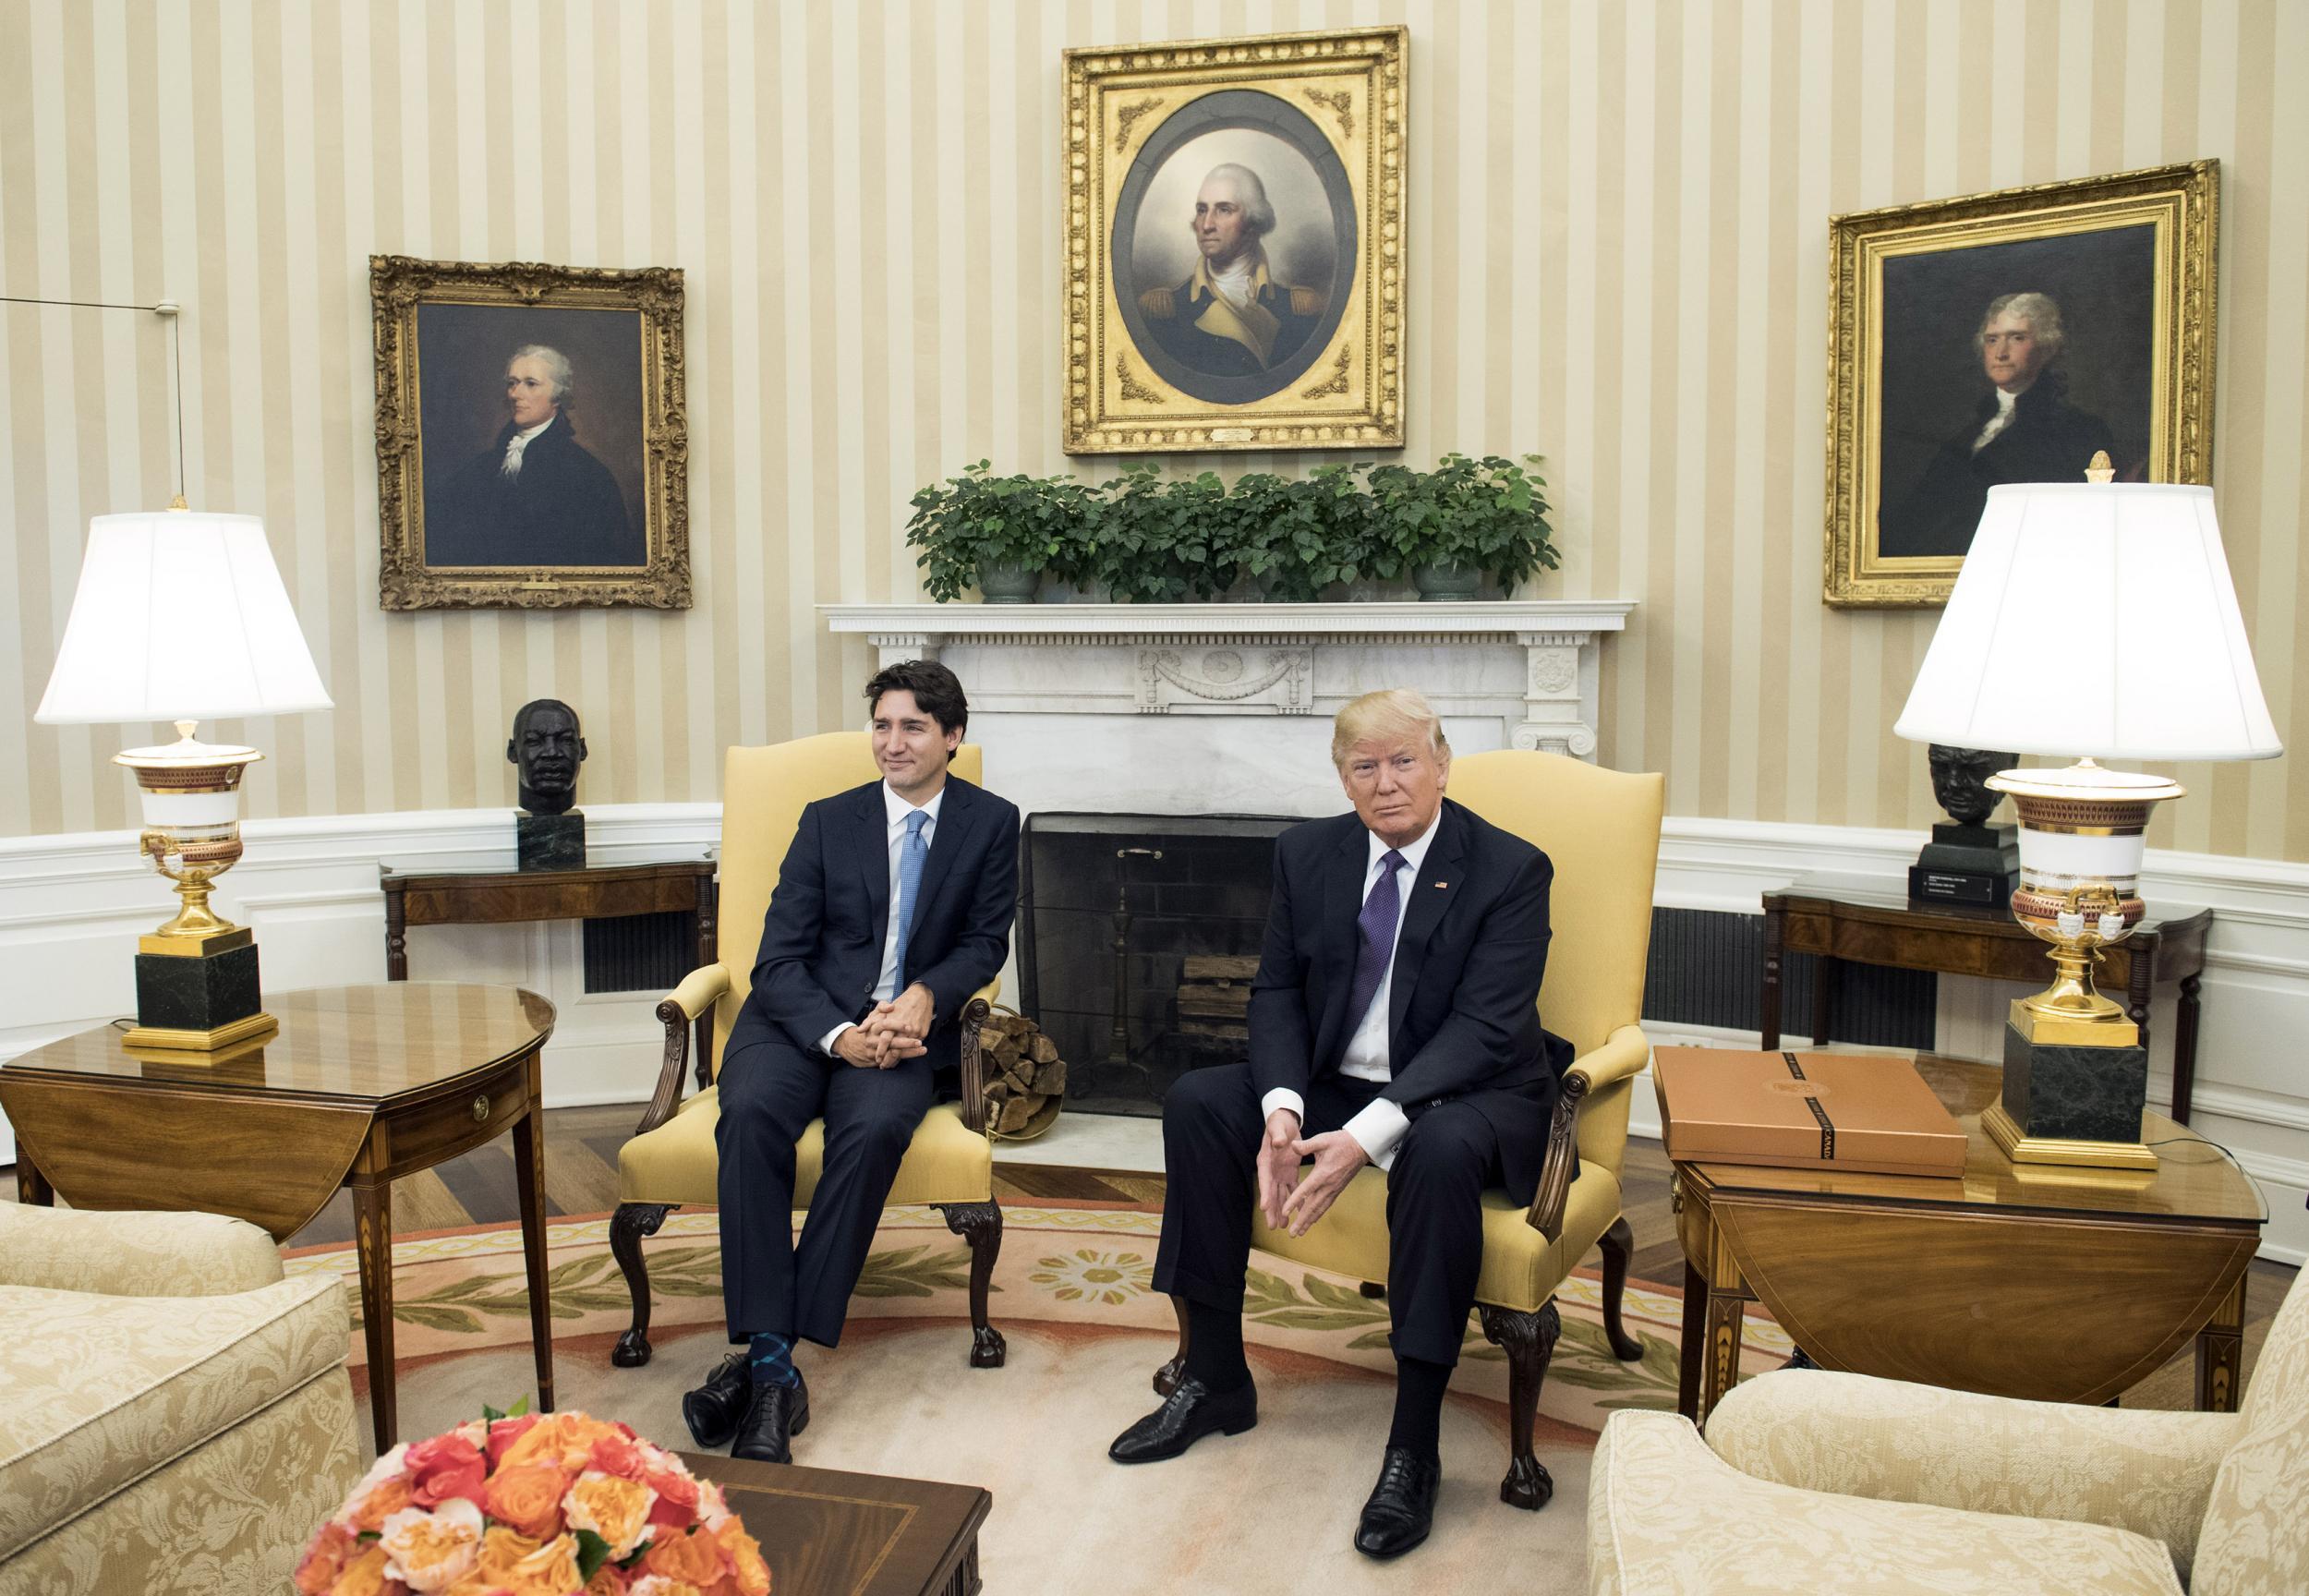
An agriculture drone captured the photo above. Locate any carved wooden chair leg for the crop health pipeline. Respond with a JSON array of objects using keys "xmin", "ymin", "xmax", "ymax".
[
  {"xmin": 935, "ymin": 1200, "xmax": 1007, "ymax": 1368},
  {"xmin": 610, "ymin": 1202, "xmax": 675, "ymax": 1368},
  {"xmin": 1598, "ymin": 1214, "xmax": 1645, "ymax": 1360},
  {"xmin": 1154, "ymin": 1293, "xmax": 1190, "ymax": 1396},
  {"xmin": 1479, "ymin": 1299, "xmax": 1563, "ymax": 1510}
]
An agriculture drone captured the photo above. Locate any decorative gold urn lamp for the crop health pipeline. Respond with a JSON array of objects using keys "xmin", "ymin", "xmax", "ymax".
[
  {"xmin": 1895, "ymin": 472, "xmax": 2280, "ymax": 1170},
  {"xmin": 35, "ymin": 510, "xmax": 332, "ymax": 1053}
]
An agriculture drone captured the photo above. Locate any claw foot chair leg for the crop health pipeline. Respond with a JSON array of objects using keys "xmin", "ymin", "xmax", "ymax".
[
  {"xmin": 1598, "ymin": 1215, "xmax": 1645, "ymax": 1360},
  {"xmin": 935, "ymin": 1200, "xmax": 1007, "ymax": 1368},
  {"xmin": 1154, "ymin": 1293, "xmax": 1190, "ymax": 1396},
  {"xmin": 610, "ymin": 1203, "xmax": 674, "ymax": 1368},
  {"xmin": 1479, "ymin": 1300, "xmax": 1563, "ymax": 1510}
]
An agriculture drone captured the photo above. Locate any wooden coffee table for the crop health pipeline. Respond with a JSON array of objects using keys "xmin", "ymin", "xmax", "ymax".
[
  {"xmin": 0, "ymin": 983, "xmax": 557, "ymax": 1455},
  {"xmin": 1673, "ymin": 1054, "xmax": 2262, "ymax": 1428},
  {"xmin": 681, "ymin": 1454, "xmax": 989, "ymax": 1596}
]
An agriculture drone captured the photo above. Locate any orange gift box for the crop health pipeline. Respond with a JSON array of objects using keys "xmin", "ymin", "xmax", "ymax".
[{"xmin": 1652, "ymin": 1047, "xmax": 1966, "ymax": 1179}]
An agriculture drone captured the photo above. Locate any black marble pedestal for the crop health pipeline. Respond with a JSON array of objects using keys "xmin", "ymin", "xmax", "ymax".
[
  {"xmin": 2001, "ymin": 1019, "xmax": 2149, "ymax": 1143},
  {"xmin": 134, "ymin": 940, "xmax": 262, "ymax": 1034},
  {"xmin": 1909, "ymin": 822, "xmax": 2019, "ymax": 907},
  {"xmin": 517, "ymin": 810, "xmax": 586, "ymax": 871}
]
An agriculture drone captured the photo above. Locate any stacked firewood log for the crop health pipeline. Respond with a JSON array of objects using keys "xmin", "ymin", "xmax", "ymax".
[
  {"xmin": 1176, "ymin": 954, "xmax": 1258, "ymax": 1046},
  {"xmin": 977, "ymin": 1008, "xmax": 1068, "ymax": 1138}
]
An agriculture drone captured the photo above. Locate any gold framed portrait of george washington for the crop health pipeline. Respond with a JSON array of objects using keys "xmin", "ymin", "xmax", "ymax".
[
  {"xmin": 1824, "ymin": 161, "xmax": 2218, "ymax": 608},
  {"xmin": 1061, "ymin": 26, "xmax": 1407, "ymax": 454},
  {"xmin": 371, "ymin": 255, "xmax": 690, "ymax": 611}
]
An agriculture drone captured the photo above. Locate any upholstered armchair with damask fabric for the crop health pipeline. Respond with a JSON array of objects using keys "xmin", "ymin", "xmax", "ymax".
[
  {"xmin": 610, "ymin": 732, "xmax": 1006, "ymax": 1371},
  {"xmin": 1588, "ymin": 1262, "xmax": 2309, "ymax": 1596},
  {"xmin": 1154, "ymin": 750, "xmax": 1667, "ymax": 1513},
  {"xmin": 0, "ymin": 1203, "xmax": 362, "ymax": 1595}
]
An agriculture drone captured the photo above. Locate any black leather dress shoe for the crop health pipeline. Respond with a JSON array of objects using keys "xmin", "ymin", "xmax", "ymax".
[
  {"xmin": 731, "ymin": 1371, "xmax": 811, "ymax": 1465},
  {"xmin": 682, "ymin": 1353, "xmax": 751, "ymax": 1449},
  {"xmin": 1353, "ymin": 1447, "xmax": 1440, "ymax": 1560},
  {"xmin": 1107, "ymin": 1375, "xmax": 1257, "ymax": 1464}
]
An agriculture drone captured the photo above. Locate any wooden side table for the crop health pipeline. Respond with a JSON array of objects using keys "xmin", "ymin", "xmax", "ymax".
[
  {"xmin": 383, "ymin": 857, "xmax": 718, "ymax": 1083},
  {"xmin": 0, "ymin": 984, "xmax": 558, "ymax": 1455},
  {"xmin": 1760, "ymin": 877, "xmax": 2212, "ymax": 1122},
  {"xmin": 1673, "ymin": 1055, "xmax": 2261, "ymax": 1428}
]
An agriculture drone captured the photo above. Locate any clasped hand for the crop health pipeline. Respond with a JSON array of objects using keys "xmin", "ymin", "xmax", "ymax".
[
  {"xmin": 1256, "ymin": 1108, "xmax": 1370, "ymax": 1239},
  {"xmin": 833, "ymin": 982, "xmax": 935, "ymax": 1069}
]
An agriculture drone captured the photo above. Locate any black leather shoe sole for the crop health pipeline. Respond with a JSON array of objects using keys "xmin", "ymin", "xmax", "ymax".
[
  {"xmin": 1353, "ymin": 1516, "xmax": 1433, "ymax": 1561},
  {"xmin": 1107, "ymin": 1378, "xmax": 1257, "ymax": 1465},
  {"xmin": 682, "ymin": 1355, "xmax": 750, "ymax": 1449}
]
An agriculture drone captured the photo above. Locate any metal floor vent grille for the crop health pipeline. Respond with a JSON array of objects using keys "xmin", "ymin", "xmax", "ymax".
[{"xmin": 583, "ymin": 910, "xmax": 699, "ymax": 995}]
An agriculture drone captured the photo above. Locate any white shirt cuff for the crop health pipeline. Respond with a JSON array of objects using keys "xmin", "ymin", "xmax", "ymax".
[
  {"xmin": 1259, "ymin": 1088, "xmax": 1306, "ymax": 1128},
  {"xmin": 819, "ymin": 1021, "xmax": 853, "ymax": 1058},
  {"xmin": 1342, "ymin": 1097, "xmax": 1410, "ymax": 1171}
]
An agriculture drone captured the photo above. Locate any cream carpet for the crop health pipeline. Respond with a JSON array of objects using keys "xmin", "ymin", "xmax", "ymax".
[{"xmin": 389, "ymin": 1319, "xmax": 1595, "ymax": 1594}]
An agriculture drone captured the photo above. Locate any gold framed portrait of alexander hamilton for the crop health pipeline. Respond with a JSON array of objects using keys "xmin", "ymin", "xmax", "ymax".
[
  {"xmin": 1825, "ymin": 160, "xmax": 2218, "ymax": 608},
  {"xmin": 1061, "ymin": 26, "xmax": 1407, "ymax": 454},
  {"xmin": 371, "ymin": 255, "xmax": 690, "ymax": 610}
]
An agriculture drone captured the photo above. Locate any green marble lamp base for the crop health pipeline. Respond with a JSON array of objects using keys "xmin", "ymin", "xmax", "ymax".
[{"xmin": 1986, "ymin": 1010, "xmax": 2157, "ymax": 1171}]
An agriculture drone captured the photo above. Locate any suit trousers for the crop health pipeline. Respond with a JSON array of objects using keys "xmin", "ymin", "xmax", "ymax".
[
  {"xmin": 715, "ymin": 1036, "xmax": 931, "ymax": 1349},
  {"xmin": 1152, "ymin": 1061, "xmax": 1504, "ymax": 1368}
]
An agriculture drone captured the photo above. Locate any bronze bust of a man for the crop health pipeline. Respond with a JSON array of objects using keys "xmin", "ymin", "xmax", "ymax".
[
  {"xmin": 1927, "ymin": 744, "xmax": 2013, "ymax": 828},
  {"xmin": 508, "ymin": 698, "xmax": 586, "ymax": 816}
]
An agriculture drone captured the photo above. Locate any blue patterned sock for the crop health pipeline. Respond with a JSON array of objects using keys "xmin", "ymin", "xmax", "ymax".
[{"xmin": 747, "ymin": 1331, "xmax": 799, "ymax": 1387}]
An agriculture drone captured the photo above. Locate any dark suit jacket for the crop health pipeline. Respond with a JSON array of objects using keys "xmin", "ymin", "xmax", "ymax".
[
  {"xmin": 1247, "ymin": 798, "xmax": 1568, "ymax": 1204},
  {"xmin": 725, "ymin": 776, "xmax": 1021, "ymax": 1083},
  {"xmin": 424, "ymin": 412, "xmax": 640, "ymax": 568},
  {"xmin": 1141, "ymin": 275, "xmax": 1325, "ymax": 379},
  {"xmin": 1880, "ymin": 379, "xmax": 2118, "ymax": 559}
]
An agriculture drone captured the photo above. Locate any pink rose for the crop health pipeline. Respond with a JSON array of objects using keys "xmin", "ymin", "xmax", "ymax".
[
  {"xmin": 486, "ymin": 1412, "xmax": 542, "ymax": 1469},
  {"xmin": 405, "ymin": 1434, "xmax": 488, "ymax": 1510}
]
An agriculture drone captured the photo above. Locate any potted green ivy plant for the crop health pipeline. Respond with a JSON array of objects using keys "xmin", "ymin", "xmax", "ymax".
[
  {"xmin": 1367, "ymin": 453, "xmax": 1557, "ymax": 600},
  {"xmin": 904, "ymin": 462, "xmax": 1099, "ymax": 602}
]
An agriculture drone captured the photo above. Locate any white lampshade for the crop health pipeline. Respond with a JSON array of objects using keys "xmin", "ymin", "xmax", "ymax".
[
  {"xmin": 35, "ymin": 511, "xmax": 332, "ymax": 726},
  {"xmin": 1894, "ymin": 483, "xmax": 2281, "ymax": 762}
]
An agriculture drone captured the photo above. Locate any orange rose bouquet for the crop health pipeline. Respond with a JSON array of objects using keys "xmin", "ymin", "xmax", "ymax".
[{"xmin": 296, "ymin": 1402, "xmax": 771, "ymax": 1596}]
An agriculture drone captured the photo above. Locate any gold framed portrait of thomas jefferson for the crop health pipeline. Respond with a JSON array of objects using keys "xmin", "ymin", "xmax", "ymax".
[
  {"xmin": 371, "ymin": 254, "xmax": 691, "ymax": 611},
  {"xmin": 1062, "ymin": 26, "xmax": 1407, "ymax": 454},
  {"xmin": 1823, "ymin": 161, "xmax": 2217, "ymax": 608}
]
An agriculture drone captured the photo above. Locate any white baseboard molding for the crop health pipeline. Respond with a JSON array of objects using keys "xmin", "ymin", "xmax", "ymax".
[{"xmin": 4, "ymin": 804, "xmax": 2304, "ymax": 1267}]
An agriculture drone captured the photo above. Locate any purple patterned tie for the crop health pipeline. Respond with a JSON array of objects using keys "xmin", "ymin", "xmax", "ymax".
[{"xmin": 1345, "ymin": 849, "xmax": 1407, "ymax": 1030}]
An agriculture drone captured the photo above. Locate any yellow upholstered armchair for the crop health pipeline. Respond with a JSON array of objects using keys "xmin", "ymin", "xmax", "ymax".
[
  {"xmin": 1154, "ymin": 750, "xmax": 1666, "ymax": 1512},
  {"xmin": 610, "ymin": 732, "xmax": 1006, "ymax": 1371}
]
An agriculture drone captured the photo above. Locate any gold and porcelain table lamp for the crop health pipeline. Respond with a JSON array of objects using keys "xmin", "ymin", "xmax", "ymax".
[
  {"xmin": 35, "ymin": 510, "xmax": 332, "ymax": 1053},
  {"xmin": 1895, "ymin": 477, "xmax": 2280, "ymax": 1170}
]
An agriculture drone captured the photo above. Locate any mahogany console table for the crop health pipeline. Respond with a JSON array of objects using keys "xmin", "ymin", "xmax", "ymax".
[
  {"xmin": 1759, "ymin": 877, "xmax": 2212, "ymax": 1124},
  {"xmin": 382, "ymin": 858, "xmax": 718, "ymax": 1079}
]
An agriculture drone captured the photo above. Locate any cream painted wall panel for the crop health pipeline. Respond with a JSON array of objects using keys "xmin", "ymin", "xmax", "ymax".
[{"xmin": 2, "ymin": 0, "xmax": 2304, "ymax": 863}]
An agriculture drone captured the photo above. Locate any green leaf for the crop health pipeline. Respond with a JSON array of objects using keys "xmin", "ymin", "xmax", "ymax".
[
  {"xmin": 509, "ymin": 1396, "xmax": 532, "ymax": 1417},
  {"xmin": 482, "ymin": 1402, "xmax": 505, "ymax": 1422},
  {"xmin": 574, "ymin": 1530, "xmax": 612, "ymax": 1582}
]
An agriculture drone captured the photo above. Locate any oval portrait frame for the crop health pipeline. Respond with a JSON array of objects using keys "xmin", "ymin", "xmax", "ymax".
[{"xmin": 1109, "ymin": 88, "xmax": 1359, "ymax": 407}]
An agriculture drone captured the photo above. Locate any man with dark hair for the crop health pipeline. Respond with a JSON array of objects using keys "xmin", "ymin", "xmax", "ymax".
[{"xmin": 684, "ymin": 660, "xmax": 1020, "ymax": 1466}]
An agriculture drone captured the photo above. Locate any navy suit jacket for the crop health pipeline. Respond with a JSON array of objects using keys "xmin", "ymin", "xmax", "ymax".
[
  {"xmin": 725, "ymin": 775, "xmax": 1021, "ymax": 1082},
  {"xmin": 1246, "ymin": 797, "xmax": 1568, "ymax": 1203}
]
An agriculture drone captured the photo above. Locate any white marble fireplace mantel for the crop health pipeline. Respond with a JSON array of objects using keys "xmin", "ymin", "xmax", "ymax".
[{"xmin": 821, "ymin": 600, "xmax": 1636, "ymax": 817}]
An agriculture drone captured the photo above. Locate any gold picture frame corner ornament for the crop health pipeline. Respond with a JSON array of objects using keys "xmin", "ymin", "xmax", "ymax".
[
  {"xmin": 1822, "ymin": 160, "xmax": 2216, "ymax": 609},
  {"xmin": 1062, "ymin": 25, "xmax": 1408, "ymax": 455},
  {"xmin": 370, "ymin": 254, "xmax": 690, "ymax": 611}
]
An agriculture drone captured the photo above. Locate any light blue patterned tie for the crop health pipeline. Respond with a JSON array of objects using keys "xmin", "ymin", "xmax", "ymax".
[{"xmin": 891, "ymin": 809, "xmax": 932, "ymax": 984}]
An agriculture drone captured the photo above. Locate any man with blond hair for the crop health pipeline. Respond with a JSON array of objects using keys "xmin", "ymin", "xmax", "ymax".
[{"xmin": 1109, "ymin": 689, "xmax": 1570, "ymax": 1559}]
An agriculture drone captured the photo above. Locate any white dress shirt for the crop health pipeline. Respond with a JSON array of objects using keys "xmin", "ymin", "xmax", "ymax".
[
  {"xmin": 817, "ymin": 781, "xmax": 945, "ymax": 1057},
  {"xmin": 500, "ymin": 417, "xmax": 554, "ymax": 478},
  {"xmin": 1259, "ymin": 809, "xmax": 1442, "ymax": 1170}
]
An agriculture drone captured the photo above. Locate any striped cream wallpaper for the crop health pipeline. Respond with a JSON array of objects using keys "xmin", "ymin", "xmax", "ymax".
[{"xmin": 3, "ymin": 0, "xmax": 2303, "ymax": 860}]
